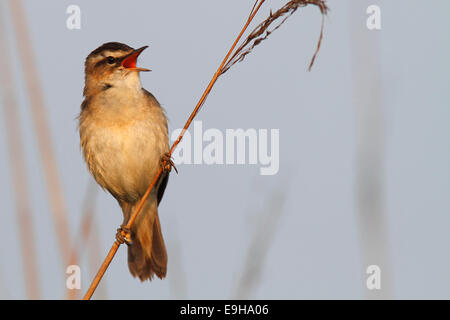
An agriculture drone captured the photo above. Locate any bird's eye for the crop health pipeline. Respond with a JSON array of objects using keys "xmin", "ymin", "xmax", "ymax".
[{"xmin": 106, "ymin": 56, "xmax": 115, "ymax": 64}]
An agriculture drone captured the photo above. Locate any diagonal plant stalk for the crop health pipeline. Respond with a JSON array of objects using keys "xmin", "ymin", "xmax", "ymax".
[{"xmin": 83, "ymin": 0, "xmax": 327, "ymax": 300}]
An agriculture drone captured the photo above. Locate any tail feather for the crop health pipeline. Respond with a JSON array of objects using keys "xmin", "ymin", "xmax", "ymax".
[
  {"xmin": 149, "ymin": 212, "xmax": 168, "ymax": 276},
  {"xmin": 124, "ymin": 198, "xmax": 167, "ymax": 281}
]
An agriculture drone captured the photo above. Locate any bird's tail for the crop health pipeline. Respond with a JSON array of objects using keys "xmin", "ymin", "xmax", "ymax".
[{"xmin": 123, "ymin": 199, "xmax": 167, "ymax": 281}]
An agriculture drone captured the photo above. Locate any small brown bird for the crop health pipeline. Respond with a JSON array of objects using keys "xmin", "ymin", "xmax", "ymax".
[{"xmin": 79, "ymin": 42, "xmax": 170, "ymax": 281}]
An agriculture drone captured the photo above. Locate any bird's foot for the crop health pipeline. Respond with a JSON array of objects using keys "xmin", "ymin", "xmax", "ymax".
[
  {"xmin": 160, "ymin": 152, "xmax": 178, "ymax": 174},
  {"xmin": 116, "ymin": 225, "xmax": 132, "ymax": 245}
]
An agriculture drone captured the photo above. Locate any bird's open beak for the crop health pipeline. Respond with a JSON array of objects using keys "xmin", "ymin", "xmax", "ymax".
[{"xmin": 121, "ymin": 46, "xmax": 151, "ymax": 72}]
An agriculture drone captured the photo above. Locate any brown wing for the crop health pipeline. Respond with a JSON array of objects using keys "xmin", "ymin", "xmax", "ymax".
[
  {"xmin": 157, "ymin": 172, "xmax": 169, "ymax": 206},
  {"xmin": 142, "ymin": 88, "xmax": 169, "ymax": 206},
  {"xmin": 142, "ymin": 88, "xmax": 160, "ymax": 107}
]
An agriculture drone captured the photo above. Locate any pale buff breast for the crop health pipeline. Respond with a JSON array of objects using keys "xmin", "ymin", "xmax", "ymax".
[{"xmin": 79, "ymin": 89, "xmax": 169, "ymax": 203}]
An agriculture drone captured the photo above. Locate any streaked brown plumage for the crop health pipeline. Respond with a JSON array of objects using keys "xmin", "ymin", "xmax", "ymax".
[{"xmin": 79, "ymin": 42, "xmax": 169, "ymax": 281}]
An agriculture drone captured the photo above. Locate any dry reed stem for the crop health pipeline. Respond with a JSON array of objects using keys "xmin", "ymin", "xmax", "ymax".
[
  {"xmin": 8, "ymin": 0, "xmax": 73, "ymax": 268},
  {"xmin": 0, "ymin": 12, "xmax": 40, "ymax": 299},
  {"xmin": 83, "ymin": 0, "xmax": 327, "ymax": 300},
  {"xmin": 87, "ymin": 220, "xmax": 109, "ymax": 299},
  {"xmin": 167, "ymin": 219, "xmax": 188, "ymax": 299},
  {"xmin": 222, "ymin": 0, "xmax": 328, "ymax": 74},
  {"xmin": 233, "ymin": 189, "xmax": 287, "ymax": 299},
  {"xmin": 66, "ymin": 182, "xmax": 101, "ymax": 299},
  {"xmin": 349, "ymin": 2, "xmax": 392, "ymax": 298}
]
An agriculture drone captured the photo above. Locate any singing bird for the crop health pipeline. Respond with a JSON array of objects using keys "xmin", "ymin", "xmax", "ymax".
[{"xmin": 79, "ymin": 42, "xmax": 171, "ymax": 281}]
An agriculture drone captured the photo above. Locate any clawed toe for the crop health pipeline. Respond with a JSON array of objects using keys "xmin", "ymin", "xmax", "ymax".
[
  {"xmin": 160, "ymin": 152, "xmax": 178, "ymax": 174},
  {"xmin": 116, "ymin": 226, "xmax": 132, "ymax": 245}
]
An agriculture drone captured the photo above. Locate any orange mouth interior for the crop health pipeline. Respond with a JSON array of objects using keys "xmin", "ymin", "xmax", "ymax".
[{"xmin": 122, "ymin": 52, "xmax": 139, "ymax": 69}]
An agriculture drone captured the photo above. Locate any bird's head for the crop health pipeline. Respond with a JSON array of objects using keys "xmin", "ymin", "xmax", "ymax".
[{"xmin": 83, "ymin": 42, "xmax": 150, "ymax": 96}]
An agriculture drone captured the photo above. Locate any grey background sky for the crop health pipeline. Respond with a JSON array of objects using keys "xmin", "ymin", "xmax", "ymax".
[{"xmin": 0, "ymin": 0, "xmax": 449, "ymax": 299}]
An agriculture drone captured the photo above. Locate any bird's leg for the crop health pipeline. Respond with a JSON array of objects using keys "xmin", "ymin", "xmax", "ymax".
[
  {"xmin": 116, "ymin": 225, "xmax": 132, "ymax": 245},
  {"xmin": 160, "ymin": 152, "xmax": 178, "ymax": 174}
]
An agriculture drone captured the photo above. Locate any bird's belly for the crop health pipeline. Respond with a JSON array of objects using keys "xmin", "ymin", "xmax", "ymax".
[{"xmin": 82, "ymin": 120, "xmax": 168, "ymax": 202}]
